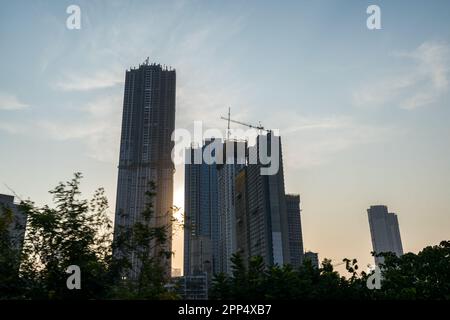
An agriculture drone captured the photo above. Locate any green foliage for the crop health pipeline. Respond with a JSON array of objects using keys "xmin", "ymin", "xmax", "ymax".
[
  {"xmin": 211, "ymin": 242, "xmax": 450, "ymax": 300},
  {"xmin": 376, "ymin": 241, "xmax": 450, "ymax": 300},
  {"xmin": 1, "ymin": 173, "xmax": 449, "ymax": 300},
  {"xmin": 109, "ymin": 181, "xmax": 177, "ymax": 299},
  {"xmin": 0, "ymin": 173, "xmax": 176, "ymax": 300},
  {"xmin": 18, "ymin": 172, "xmax": 113, "ymax": 299},
  {"xmin": 210, "ymin": 272, "xmax": 232, "ymax": 300}
]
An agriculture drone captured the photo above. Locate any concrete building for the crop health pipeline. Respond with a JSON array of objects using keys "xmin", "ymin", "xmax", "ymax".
[
  {"xmin": 235, "ymin": 133, "xmax": 291, "ymax": 267},
  {"xmin": 114, "ymin": 60, "xmax": 176, "ymax": 278},
  {"xmin": 367, "ymin": 205, "xmax": 403, "ymax": 265},
  {"xmin": 184, "ymin": 139, "xmax": 220, "ymax": 276},
  {"xmin": 304, "ymin": 251, "xmax": 319, "ymax": 268},
  {"xmin": 0, "ymin": 194, "xmax": 27, "ymax": 252},
  {"xmin": 189, "ymin": 235, "xmax": 213, "ymax": 275},
  {"xmin": 235, "ymin": 169, "xmax": 250, "ymax": 266},
  {"xmin": 216, "ymin": 140, "xmax": 246, "ymax": 274},
  {"xmin": 173, "ymin": 273, "xmax": 209, "ymax": 300},
  {"xmin": 285, "ymin": 194, "xmax": 304, "ymax": 268}
]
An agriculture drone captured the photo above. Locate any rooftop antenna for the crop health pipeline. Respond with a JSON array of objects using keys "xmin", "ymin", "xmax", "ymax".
[{"xmin": 144, "ymin": 57, "xmax": 149, "ymax": 65}]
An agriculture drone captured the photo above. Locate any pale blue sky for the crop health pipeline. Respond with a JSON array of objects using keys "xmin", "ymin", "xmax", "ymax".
[{"xmin": 1, "ymin": 0, "xmax": 449, "ymax": 273}]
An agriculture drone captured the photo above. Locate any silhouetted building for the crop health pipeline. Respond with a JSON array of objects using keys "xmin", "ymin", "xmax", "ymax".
[
  {"xmin": 235, "ymin": 133, "xmax": 291, "ymax": 267},
  {"xmin": 304, "ymin": 251, "xmax": 319, "ymax": 268},
  {"xmin": 217, "ymin": 140, "xmax": 246, "ymax": 274},
  {"xmin": 367, "ymin": 205, "xmax": 403, "ymax": 265},
  {"xmin": 285, "ymin": 194, "xmax": 304, "ymax": 268},
  {"xmin": 0, "ymin": 194, "xmax": 27, "ymax": 252},
  {"xmin": 173, "ymin": 273, "xmax": 208, "ymax": 300},
  {"xmin": 114, "ymin": 61, "xmax": 176, "ymax": 278},
  {"xmin": 184, "ymin": 139, "xmax": 219, "ymax": 276}
]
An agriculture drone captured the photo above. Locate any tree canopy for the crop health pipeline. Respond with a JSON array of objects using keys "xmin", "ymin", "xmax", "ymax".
[
  {"xmin": 211, "ymin": 241, "xmax": 450, "ymax": 300},
  {"xmin": 0, "ymin": 173, "xmax": 448, "ymax": 300},
  {"xmin": 0, "ymin": 173, "xmax": 176, "ymax": 299}
]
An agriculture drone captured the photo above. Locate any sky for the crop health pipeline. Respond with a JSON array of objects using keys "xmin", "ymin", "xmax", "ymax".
[{"xmin": 1, "ymin": 0, "xmax": 449, "ymax": 275}]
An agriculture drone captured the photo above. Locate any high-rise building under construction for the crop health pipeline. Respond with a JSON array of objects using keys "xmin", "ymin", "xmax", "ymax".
[{"xmin": 114, "ymin": 61, "xmax": 176, "ymax": 278}]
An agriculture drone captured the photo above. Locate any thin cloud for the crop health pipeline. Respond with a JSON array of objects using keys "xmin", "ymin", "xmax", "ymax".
[
  {"xmin": 281, "ymin": 115, "xmax": 395, "ymax": 168},
  {"xmin": 352, "ymin": 41, "xmax": 450, "ymax": 110},
  {"xmin": 0, "ymin": 93, "xmax": 29, "ymax": 110},
  {"xmin": 0, "ymin": 121, "xmax": 27, "ymax": 134},
  {"xmin": 54, "ymin": 70, "xmax": 124, "ymax": 91},
  {"xmin": 38, "ymin": 95, "xmax": 122, "ymax": 163},
  {"xmin": 171, "ymin": 15, "xmax": 248, "ymax": 131}
]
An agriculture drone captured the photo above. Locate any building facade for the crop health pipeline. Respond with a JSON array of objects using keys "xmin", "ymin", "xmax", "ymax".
[
  {"xmin": 0, "ymin": 194, "xmax": 27, "ymax": 252},
  {"xmin": 172, "ymin": 273, "xmax": 208, "ymax": 300},
  {"xmin": 235, "ymin": 133, "xmax": 291, "ymax": 267},
  {"xmin": 235, "ymin": 169, "xmax": 250, "ymax": 266},
  {"xmin": 217, "ymin": 140, "xmax": 246, "ymax": 274},
  {"xmin": 114, "ymin": 61, "xmax": 176, "ymax": 278},
  {"xmin": 367, "ymin": 205, "xmax": 403, "ymax": 265},
  {"xmin": 184, "ymin": 139, "xmax": 220, "ymax": 275},
  {"xmin": 304, "ymin": 251, "xmax": 319, "ymax": 268},
  {"xmin": 285, "ymin": 194, "xmax": 304, "ymax": 268}
]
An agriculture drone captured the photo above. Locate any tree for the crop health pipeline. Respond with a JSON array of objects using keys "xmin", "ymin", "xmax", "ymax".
[
  {"xmin": 264, "ymin": 264, "xmax": 301, "ymax": 299},
  {"xmin": 229, "ymin": 253, "xmax": 249, "ymax": 299},
  {"xmin": 3, "ymin": 173, "xmax": 449, "ymax": 300},
  {"xmin": 19, "ymin": 173, "xmax": 113, "ymax": 299},
  {"xmin": 377, "ymin": 240, "xmax": 450, "ymax": 300},
  {"xmin": 110, "ymin": 181, "xmax": 178, "ymax": 299},
  {"xmin": 13, "ymin": 173, "xmax": 178, "ymax": 300},
  {"xmin": 210, "ymin": 272, "xmax": 232, "ymax": 300},
  {"xmin": 211, "ymin": 242, "xmax": 450, "ymax": 300},
  {"xmin": 247, "ymin": 256, "xmax": 266, "ymax": 299}
]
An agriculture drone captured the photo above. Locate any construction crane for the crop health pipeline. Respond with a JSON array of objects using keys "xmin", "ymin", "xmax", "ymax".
[{"xmin": 220, "ymin": 107, "xmax": 271, "ymax": 135}]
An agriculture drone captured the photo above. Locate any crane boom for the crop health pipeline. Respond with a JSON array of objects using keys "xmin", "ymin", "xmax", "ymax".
[{"xmin": 220, "ymin": 116, "xmax": 269, "ymax": 132}]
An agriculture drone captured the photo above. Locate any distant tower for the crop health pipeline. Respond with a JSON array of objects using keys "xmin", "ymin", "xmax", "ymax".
[
  {"xmin": 114, "ymin": 61, "xmax": 176, "ymax": 279},
  {"xmin": 0, "ymin": 194, "xmax": 27, "ymax": 253},
  {"xmin": 285, "ymin": 194, "xmax": 304, "ymax": 268},
  {"xmin": 367, "ymin": 205, "xmax": 403, "ymax": 265},
  {"xmin": 304, "ymin": 251, "xmax": 319, "ymax": 268}
]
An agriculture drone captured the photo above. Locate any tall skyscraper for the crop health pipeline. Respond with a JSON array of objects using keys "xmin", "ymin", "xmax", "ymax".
[
  {"xmin": 235, "ymin": 133, "xmax": 291, "ymax": 267},
  {"xmin": 367, "ymin": 205, "xmax": 404, "ymax": 265},
  {"xmin": 285, "ymin": 194, "xmax": 304, "ymax": 268},
  {"xmin": 184, "ymin": 139, "xmax": 219, "ymax": 276},
  {"xmin": 114, "ymin": 61, "xmax": 176, "ymax": 278},
  {"xmin": 217, "ymin": 140, "xmax": 246, "ymax": 274}
]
